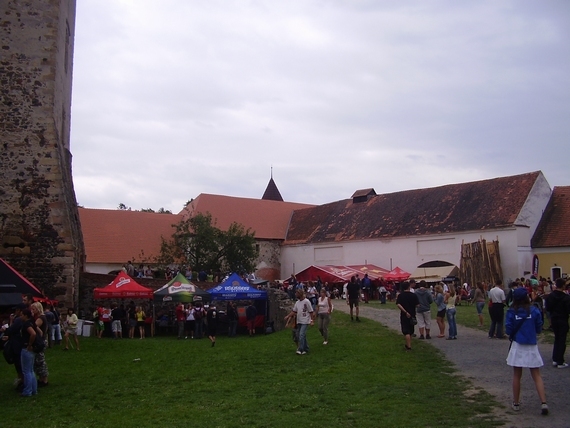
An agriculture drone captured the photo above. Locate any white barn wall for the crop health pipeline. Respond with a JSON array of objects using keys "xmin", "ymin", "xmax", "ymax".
[{"xmin": 281, "ymin": 228, "xmax": 525, "ymax": 283}]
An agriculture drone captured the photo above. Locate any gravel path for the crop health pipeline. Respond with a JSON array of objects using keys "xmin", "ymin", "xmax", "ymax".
[{"xmin": 334, "ymin": 303, "xmax": 569, "ymax": 428}]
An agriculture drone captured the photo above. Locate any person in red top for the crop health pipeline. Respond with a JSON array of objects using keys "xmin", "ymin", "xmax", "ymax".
[{"xmin": 175, "ymin": 303, "xmax": 186, "ymax": 339}]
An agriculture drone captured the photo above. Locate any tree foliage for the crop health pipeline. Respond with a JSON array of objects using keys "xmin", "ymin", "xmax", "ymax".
[{"xmin": 157, "ymin": 213, "xmax": 258, "ymax": 274}]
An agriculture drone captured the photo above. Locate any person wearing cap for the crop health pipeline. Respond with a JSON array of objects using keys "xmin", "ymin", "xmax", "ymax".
[
  {"xmin": 545, "ymin": 278, "xmax": 570, "ymax": 369},
  {"xmin": 506, "ymin": 287, "xmax": 548, "ymax": 415}
]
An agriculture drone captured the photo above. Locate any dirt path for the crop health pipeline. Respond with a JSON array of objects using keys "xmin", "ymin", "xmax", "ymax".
[{"xmin": 334, "ymin": 303, "xmax": 569, "ymax": 428}]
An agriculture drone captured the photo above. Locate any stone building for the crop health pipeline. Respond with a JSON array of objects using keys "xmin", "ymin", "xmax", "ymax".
[{"xmin": 0, "ymin": 0, "xmax": 83, "ymax": 306}]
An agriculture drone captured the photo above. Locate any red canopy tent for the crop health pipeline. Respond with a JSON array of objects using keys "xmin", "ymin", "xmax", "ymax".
[
  {"xmin": 93, "ymin": 272, "xmax": 153, "ymax": 299},
  {"xmin": 289, "ymin": 264, "xmax": 389, "ymax": 284},
  {"xmin": 384, "ymin": 266, "xmax": 411, "ymax": 281},
  {"xmin": 0, "ymin": 258, "xmax": 50, "ymax": 305}
]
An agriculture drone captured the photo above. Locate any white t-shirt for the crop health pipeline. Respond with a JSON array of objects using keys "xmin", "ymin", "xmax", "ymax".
[
  {"xmin": 488, "ymin": 286, "xmax": 506, "ymax": 304},
  {"xmin": 293, "ymin": 298, "xmax": 313, "ymax": 324}
]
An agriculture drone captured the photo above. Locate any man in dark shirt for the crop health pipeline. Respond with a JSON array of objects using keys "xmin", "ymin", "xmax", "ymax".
[
  {"xmin": 545, "ymin": 278, "xmax": 570, "ymax": 368},
  {"xmin": 396, "ymin": 281, "xmax": 420, "ymax": 351},
  {"xmin": 346, "ymin": 276, "xmax": 361, "ymax": 322},
  {"xmin": 2, "ymin": 304, "xmax": 26, "ymax": 389}
]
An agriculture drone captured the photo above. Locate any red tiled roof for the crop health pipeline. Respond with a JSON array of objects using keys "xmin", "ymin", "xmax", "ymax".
[
  {"xmin": 179, "ymin": 194, "xmax": 314, "ymax": 240},
  {"xmin": 78, "ymin": 208, "xmax": 181, "ymax": 264},
  {"xmin": 285, "ymin": 171, "xmax": 543, "ymax": 245},
  {"xmin": 531, "ymin": 186, "xmax": 570, "ymax": 248}
]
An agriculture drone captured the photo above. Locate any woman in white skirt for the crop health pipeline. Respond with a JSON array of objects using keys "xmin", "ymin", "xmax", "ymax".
[{"xmin": 505, "ymin": 287, "xmax": 548, "ymax": 415}]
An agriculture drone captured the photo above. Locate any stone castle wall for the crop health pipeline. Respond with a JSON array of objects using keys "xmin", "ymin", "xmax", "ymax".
[
  {"xmin": 0, "ymin": 0, "xmax": 83, "ymax": 306},
  {"xmin": 254, "ymin": 239, "xmax": 281, "ymax": 281}
]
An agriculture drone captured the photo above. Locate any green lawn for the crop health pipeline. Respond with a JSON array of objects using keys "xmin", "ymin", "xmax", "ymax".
[{"xmin": 1, "ymin": 313, "xmax": 503, "ymax": 428}]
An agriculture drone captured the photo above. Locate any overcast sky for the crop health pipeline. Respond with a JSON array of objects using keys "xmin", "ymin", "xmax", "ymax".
[{"xmin": 70, "ymin": 0, "xmax": 570, "ymax": 212}]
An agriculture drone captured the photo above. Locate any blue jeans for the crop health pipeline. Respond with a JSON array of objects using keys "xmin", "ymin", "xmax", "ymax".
[
  {"xmin": 446, "ymin": 308, "xmax": 457, "ymax": 338},
  {"xmin": 476, "ymin": 302, "xmax": 485, "ymax": 315},
  {"xmin": 21, "ymin": 348, "xmax": 37, "ymax": 396},
  {"xmin": 50, "ymin": 323, "xmax": 62, "ymax": 342},
  {"xmin": 297, "ymin": 323, "xmax": 310, "ymax": 353}
]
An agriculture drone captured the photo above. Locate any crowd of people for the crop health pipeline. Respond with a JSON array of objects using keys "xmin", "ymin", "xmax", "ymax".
[
  {"xmin": 394, "ymin": 276, "xmax": 570, "ymax": 416},
  {"xmin": 0, "ymin": 294, "xmax": 80, "ymax": 397}
]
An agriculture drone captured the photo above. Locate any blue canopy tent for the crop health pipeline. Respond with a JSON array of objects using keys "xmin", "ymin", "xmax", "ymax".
[
  {"xmin": 208, "ymin": 273, "xmax": 269, "ymax": 333},
  {"xmin": 208, "ymin": 273, "xmax": 267, "ymax": 300}
]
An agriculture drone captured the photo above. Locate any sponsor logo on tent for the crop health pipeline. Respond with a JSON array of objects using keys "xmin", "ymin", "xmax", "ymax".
[
  {"xmin": 168, "ymin": 282, "xmax": 196, "ymax": 294},
  {"xmin": 116, "ymin": 278, "xmax": 131, "ymax": 288}
]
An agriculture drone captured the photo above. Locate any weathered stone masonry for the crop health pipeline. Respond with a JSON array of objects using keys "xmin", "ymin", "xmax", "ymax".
[{"xmin": 0, "ymin": 0, "xmax": 83, "ymax": 306}]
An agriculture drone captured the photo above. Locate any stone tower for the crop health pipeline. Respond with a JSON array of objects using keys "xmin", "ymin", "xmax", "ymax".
[{"xmin": 0, "ymin": 0, "xmax": 84, "ymax": 306}]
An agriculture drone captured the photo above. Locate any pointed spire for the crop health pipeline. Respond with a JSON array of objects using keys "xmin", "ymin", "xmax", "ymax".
[{"xmin": 262, "ymin": 168, "xmax": 284, "ymax": 201}]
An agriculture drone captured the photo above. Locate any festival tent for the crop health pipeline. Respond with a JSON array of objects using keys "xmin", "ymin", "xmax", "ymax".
[
  {"xmin": 153, "ymin": 273, "xmax": 211, "ymax": 303},
  {"xmin": 289, "ymin": 264, "xmax": 389, "ymax": 284},
  {"xmin": 384, "ymin": 266, "xmax": 411, "ymax": 281},
  {"xmin": 208, "ymin": 273, "xmax": 268, "ymax": 330},
  {"xmin": 93, "ymin": 272, "xmax": 153, "ymax": 299},
  {"xmin": 346, "ymin": 264, "xmax": 390, "ymax": 280},
  {"xmin": 0, "ymin": 258, "xmax": 48, "ymax": 305},
  {"xmin": 208, "ymin": 273, "xmax": 267, "ymax": 300}
]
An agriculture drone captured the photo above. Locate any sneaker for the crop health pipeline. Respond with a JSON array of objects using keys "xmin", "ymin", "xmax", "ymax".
[
  {"xmin": 512, "ymin": 402, "xmax": 520, "ymax": 411},
  {"xmin": 356, "ymin": 317, "xmax": 361, "ymax": 322},
  {"xmin": 323, "ymin": 341, "xmax": 328, "ymax": 345},
  {"xmin": 296, "ymin": 350, "xmax": 302, "ymax": 355},
  {"xmin": 426, "ymin": 334, "xmax": 431, "ymax": 339},
  {"xmin": 541, "ymin": 403, "xmax": 548, "ymax": 415},
  {"xmin": 419, "ymin": 335, "xmax": 425, "ymax": 340},
  {"xmin": 301, "ymin": 351, "xmax": 307, "ymax": 355},
  {"xmin": 557, "ymin": 363, "xmax": 569, "ymax": 369},
  {"xmin": 552, "ymin": 361, "xmax": 558, "ymax": 367}
]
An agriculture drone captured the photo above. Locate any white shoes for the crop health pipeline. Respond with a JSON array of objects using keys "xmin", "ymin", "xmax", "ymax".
[{"xmin": 323, "ymin": 341, "xmax": 328, "ymax": 345}]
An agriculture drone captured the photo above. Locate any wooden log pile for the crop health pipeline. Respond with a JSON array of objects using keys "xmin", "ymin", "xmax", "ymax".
[{"xmin": 459, "ymin": 238, "xmax": 503, "ymax": 287}]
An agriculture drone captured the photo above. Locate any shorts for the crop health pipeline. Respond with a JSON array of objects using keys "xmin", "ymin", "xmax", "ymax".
[
  {"xmin": 112, "ymin": 320, "xmax": 122, "ymax": 333},
  {"xmin": 65, "ymin": 327, "xmax": 77, "ymax": 335},
  {"xmin": 95, "ymin": 320, "xmax": 104, "ymax": 331},
  {"xmin": 436, "ymin": 309, "xmax": 446, "ymax": 318},
  {"xmin": 416, "ymin": 311, "xmax": 431, "ymax": 329},
  {"xmin": 348, "ymin": 298, "xmax": 359, "ymax": 308},
  {"xmin": 129, "ymin": 319, "xmax": 137, "ymax": 328},
  {"xmin": 137, "ymin": 321, "xmax": 145, "ymax": 328},
  {"xmin": 400, "ymin": 317, "xmax": 414, "ymax": 336},
  {"xmin": 476, "ymin": 301, "xmax": 485, "ymax": 314}
]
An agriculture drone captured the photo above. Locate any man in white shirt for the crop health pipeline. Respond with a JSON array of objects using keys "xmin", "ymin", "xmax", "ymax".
[
  {"xmin": 285, "ymin": 289, "xmax": 314, "ymax": 355},
  {"xmin": 488, "ymin": 279, "xmax": 507, "ymax": 339}
]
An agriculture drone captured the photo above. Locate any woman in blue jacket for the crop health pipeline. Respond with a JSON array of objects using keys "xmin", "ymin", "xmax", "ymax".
[{"xmin": 505, "ymin": 287, "xmax": 548, "ymax": 415}]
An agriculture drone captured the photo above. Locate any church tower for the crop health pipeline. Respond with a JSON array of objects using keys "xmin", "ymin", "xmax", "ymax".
[
  {"xmin": 261, "ymin": 168, "xmax": 284, "ymax": 201},
  {"xmin": 0, "ymin": 0, "xmax": 84, "ymax": 306}
]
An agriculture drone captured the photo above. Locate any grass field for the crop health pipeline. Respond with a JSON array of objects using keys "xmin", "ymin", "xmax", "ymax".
[{"xmin": 1, "ymin": 312, "xmax": 504, "ymax": 428}]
